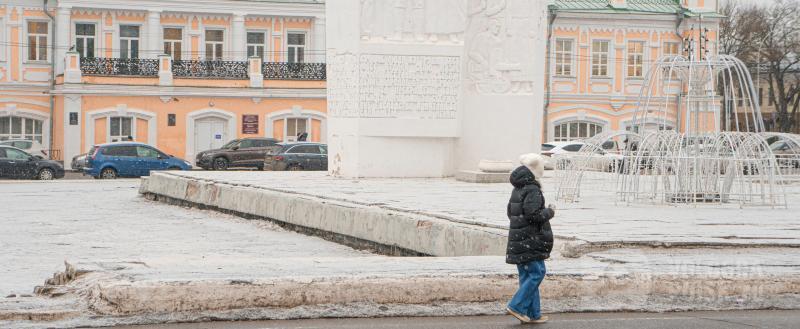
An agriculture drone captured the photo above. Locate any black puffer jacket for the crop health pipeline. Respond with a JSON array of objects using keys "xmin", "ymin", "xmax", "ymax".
[{"xmin": 505, "ymin": 166, "xmax": 554, "ymax": 264}]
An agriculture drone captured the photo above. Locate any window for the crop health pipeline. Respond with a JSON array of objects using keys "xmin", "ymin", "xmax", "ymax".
[
  {"xmin": 562, "ymin": 144, "xmax": 584, "ymax": 152},
  {"xmin": 627, "ymin": 41, "xmax": 644, "ymax": 78},
  {"xmin": 287, "ymin": 32, "xmax": 305, "ymax": 63},
  {"xmin": 27, "ymin": 21, "xmax": 49, "ymax": 61},
  {"xmin": 288, "ymin": 145, "xmax": 319, "ymax": 154},
  {"xmin": 286, "ymin": 119, "xmax": 304, "ymax": 139},
  {"xmin": 76, "ymin": 23, "xmax": 95, "ymax": 58},
  {"xmin": 591, "ymin": 40, "xmax": 609, "ymax": 77},
  {"xmin": 0, "ymin": 117, "xmax": 43, "ymax": 143},
  {"xmin": 120, "ymin": 25, "xmax": 140, "ymax": 59},
  {"xmin": 553, "ymin": 121, "xmax": 603, "ymax": 142},
  {"xmin": 4, "ymin": 147, "xmax": 30, "ymax": 160},
  {"xmin": 247, "ymin": 32, "xmax": 266, "ymax": 59},
  {"xmin": 205, "ymin": 30, "xmax": 224, "ymax": 60},
  {"xmin": 136, "ymin": 146, "xmax": 160, "ymax": 158},
  {"xmin": 103, "ymin": 145, "xmax": 137, "ymax": 157},
  {"xmin": 109, "ymin": 117, "xmax": 132, "ymax": 142},
  {"xmin": 12, "ymin": 141, "xmax": 32, "ymax": 150},
  {"xmin": 285, "ymin": 118, "xmax": 308, "ymax": 142},
  {"xmin": 663, "ymin": 42, "xmax": 679, "ymax": 56},
  {"xmin": 163, "ymin": 28, "xmax": 182, "ymax": 59},
  {"xmin": 555, "ymin": 39, "xmax": 573, "ymax": 76},
  {"xmin": 239, "ymin": 139, "xmax": 257, "ymax": 149}
]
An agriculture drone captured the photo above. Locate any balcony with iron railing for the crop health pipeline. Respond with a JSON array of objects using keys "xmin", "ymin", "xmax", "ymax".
[{"xmin": 72, "ymin": 53, "xmax": 326, "ymax": 84}]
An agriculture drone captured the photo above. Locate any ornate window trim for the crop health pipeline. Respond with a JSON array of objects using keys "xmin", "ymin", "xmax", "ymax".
[{"xmin": 266, "ymin": 108, "xmax": 326, "ymax": 142}]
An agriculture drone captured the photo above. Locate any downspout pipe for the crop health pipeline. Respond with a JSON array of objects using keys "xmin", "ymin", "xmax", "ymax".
[
  {"xmin": 43, "ymin": 0, "xmax": 56, "ymax": 161},
  {"xmin": 543, "ymin": 6, "xmax": 557, "ymax": 144},
  {"xmin": 674, "ymin": 10, "xmax": 686, "ymax": 133}
]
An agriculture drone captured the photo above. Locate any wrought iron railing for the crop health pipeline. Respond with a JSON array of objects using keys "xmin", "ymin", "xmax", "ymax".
[
  {"xmin": 80, "ymin": 57, "xmax": 159, "ymax": 77},
  {"xmin": 172, "ymin": 60, "xmax": 249, "ymax": 79},
  {"xmin": 262, "ymin": 62, "xmax": 326, "ymax": 81}
]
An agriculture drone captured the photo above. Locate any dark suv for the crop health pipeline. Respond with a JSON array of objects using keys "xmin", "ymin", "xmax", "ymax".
[
  {"xmin": 196, "ymin": 138, "xmax": 281, "ymax": 170},
  {"xmin": 264, "ymin": 143, "xmax": 327, "ymax": 171}
]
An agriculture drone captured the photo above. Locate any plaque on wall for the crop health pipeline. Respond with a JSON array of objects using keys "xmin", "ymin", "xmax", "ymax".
[
  {"xmin": 242, "ymin": 114, "xmax": 259, "ymax": 134},
  {"xmin": 69, "ymin": 112, "xmax": 78, "ymax": 125},
  {"xmin": 168, "ymin": 114, "xmax": 176, "ymax": 127}
]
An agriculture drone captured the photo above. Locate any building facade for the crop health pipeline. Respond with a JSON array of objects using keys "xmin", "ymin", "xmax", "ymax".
[
  {"xmin": 1, "ymin": 0, "xmax": 326, "ymax": 169},
  {"xmin": 545, "ymin": 0, "xmax": 721, "ymax": 142}
]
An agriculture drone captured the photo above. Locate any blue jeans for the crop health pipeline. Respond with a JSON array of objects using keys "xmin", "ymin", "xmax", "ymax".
[{"xmin": 508, "ymin": 260, "xmax": 546, "ymax": 320}]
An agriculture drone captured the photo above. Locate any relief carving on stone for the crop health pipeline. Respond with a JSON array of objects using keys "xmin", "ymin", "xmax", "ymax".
[
  {"xmin": 465, "ymin": 0, "xmax": 545, "ymax": 95},
  {"xmin": 360, "ymin": 0, "xmax": 467, "ymax": 44},
  {"xmin": 327, "ymin": 53, "xmax": 361, "ymax": 118},
  {"xmin": 359, "ymin": 55, "xmax": 460, "ymax": 119}
]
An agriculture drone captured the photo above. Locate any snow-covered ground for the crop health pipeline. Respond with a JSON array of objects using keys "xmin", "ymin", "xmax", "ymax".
[
  {"xmin": 167, "ymin": 171, "xmax": 800, "ymax": 246},
  {"xmin": 0, "ymin": 180, "xmax": 372, "ymax": 296}
]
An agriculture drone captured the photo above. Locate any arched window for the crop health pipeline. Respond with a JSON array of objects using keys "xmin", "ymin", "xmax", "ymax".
[
  {"xmin": 0, "ymin": 116, "xmax": 44, "ymax": 143},
  {"xmin": 553, "ymin": 121, "xmax": 603, "ymax": 141}
]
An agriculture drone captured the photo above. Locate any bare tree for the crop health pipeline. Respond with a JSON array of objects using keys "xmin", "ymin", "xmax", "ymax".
[
  {"xmin": 760, "ymin": 0, "xmax": 800, "ymax": 132},
  {"xmin": 720, "ymin": 0, "xmax": 800, "ymax": 132},
  {"xmin": 718, "ymin": 1, "xmax": 762, "ymax": 61}
]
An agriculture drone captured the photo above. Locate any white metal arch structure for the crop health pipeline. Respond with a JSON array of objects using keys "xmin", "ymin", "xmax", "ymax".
[{"xmin": 556, "ymin": 54, "xmax": 798, "ymax": 207}]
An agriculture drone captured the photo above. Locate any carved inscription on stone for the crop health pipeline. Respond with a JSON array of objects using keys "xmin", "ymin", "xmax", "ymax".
[
  {"xmin": 358, "ymin": 55, "xmax": 460, "ymax": 119},
  {"xmin": 328, "ymin": 53, "xmax": 361, "ymax": 118},
  {"xmin": 360, "ymin": 0, "xmax": 467, "ymax": 44}
]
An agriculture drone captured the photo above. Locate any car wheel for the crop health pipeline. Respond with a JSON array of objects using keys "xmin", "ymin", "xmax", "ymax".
[
  {"xmin": 37, "ymin": 168, "xmax": 55, "ymax": 180},
  {"xmin": 100, "ymin": 167, "xmax": 118, "ymax": 179},
  {"xmin": 212, "ymin": 157, "xmax": 229, "ymax": 170},
  {"xmin": 288, "ymin": 165, "xmax": 303, "ymax": 171}
]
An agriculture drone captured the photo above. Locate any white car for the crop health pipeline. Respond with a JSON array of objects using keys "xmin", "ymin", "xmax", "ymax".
[
  {"xmin": 542, "ymin": 141, "xmax": 622, "ymax": 172},
  {"xmin": 0, "ymin": 139, "xmax": 48, "ymax": 159}
]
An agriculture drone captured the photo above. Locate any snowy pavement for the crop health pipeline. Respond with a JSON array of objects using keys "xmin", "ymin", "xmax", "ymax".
[
  {"xmin": 0, "ymin": 180, "xmax": 372, "ymax": 296},
  {"xmin": 164, "ymin": 171, "xmax": 800, "ymax": 246}
]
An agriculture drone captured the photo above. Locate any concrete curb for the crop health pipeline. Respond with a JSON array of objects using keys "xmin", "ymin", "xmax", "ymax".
[
  {"xmin": 140, "ymin": 173, "xmax": 508, "ymax": 257},
  {"xmin": 26, "ymin": 261, "xmax": 800, "ymax": 323},
  {"xmin": 90, "ymin": 273, "xmax": 800, "ymax": 316}
]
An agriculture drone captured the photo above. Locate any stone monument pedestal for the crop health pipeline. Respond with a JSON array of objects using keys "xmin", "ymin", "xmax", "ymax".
[{"xmin": 327, "ymin": 0, "xmax": 547, "ymax": 178}]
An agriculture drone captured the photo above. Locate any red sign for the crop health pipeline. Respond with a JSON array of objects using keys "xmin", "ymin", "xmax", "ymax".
[{"xmin": 242, "ymin": 115, "xmax": 259, "ymax": 134}]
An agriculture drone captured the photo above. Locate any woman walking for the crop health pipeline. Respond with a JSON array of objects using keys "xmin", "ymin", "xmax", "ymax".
[{"xmin": 505, "ymin": 153, "xmax": 555, "ymax": 324}]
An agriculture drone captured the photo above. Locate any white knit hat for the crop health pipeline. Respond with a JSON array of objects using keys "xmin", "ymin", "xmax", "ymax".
[{"xmin": 519, "ymin": 153, "xmax": 545, "ymax": 181}]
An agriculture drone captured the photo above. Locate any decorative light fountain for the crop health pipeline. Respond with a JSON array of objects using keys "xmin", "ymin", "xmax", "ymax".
[{"xmin": 556, "ymin": 28, "xmax": 800, "ymax": 207}]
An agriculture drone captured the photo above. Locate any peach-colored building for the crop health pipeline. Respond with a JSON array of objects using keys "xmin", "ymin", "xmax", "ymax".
[
  {"xmin": 545, "ymin": 0, "xmax": 722, "ymax": 142},
  {"xmin": 1, "ymin": 0, "xmax": 326, "ymax": 169}
]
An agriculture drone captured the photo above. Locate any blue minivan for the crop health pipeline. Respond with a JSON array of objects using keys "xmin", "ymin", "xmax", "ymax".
[{"xmin": 84, "ymin": 142, "xmax": 192, "ymax": 179}]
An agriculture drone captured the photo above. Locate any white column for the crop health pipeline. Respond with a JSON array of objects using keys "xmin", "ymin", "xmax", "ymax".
[
  {"xmin": 55, "ymin": 6, "xmax": 71, "ymax": 74},
  {"xmin": 63, "ymin": 95, "xmax": 82, "ymax": 170},
  {"xmin": 147, "ymin": 10, "xmax": 162, "ymax": 59},
  {"xmin": 312, "ymin": 16, "xmax": 326, "ymax": 63},
  {"xmin": 158, "ymin": 54, "xmax": 173, "ymax": 86},
  {"xmin": 232, "ymin": 13, "xmax": 246, "ymax": 61},
  {"xmin": 64, "ymin": 51, "xmax": 81, "ymax": 83},
  {"xmin": 249, "ymin": 56, "xmax": 263, "ymax": 87}
]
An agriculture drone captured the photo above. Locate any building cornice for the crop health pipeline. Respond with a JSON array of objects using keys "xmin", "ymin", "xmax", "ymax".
[
  {"xmin": 51, "ymin": 84, "xmax": 326, "ymax": 99},
  {"xmin": 58, "ymin": 0, "xmax": 324, "ymax": 18}
]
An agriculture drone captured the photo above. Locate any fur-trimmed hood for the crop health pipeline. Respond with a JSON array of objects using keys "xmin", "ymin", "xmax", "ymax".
[{"xmin": 519, "ymin": 153, "xmax": 545, "ymax": 181}]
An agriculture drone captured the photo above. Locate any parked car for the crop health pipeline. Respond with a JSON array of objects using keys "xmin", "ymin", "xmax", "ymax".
[
  {"xmin": 264, "ymin": 143, "xmax": 328, "ymax": 171},
  {"xmin": 770, "ymin": 139, "xmax": 800, "ymax": 169},
  {"xmin": 0, "ymin": 139, "xmax": 48, "ymax": 159},
  {"xmin": 196, "ymin": 137, "xmax": 282, "ymax": 170},
  {"xmin": 84, "ymin": 142, "xmax": 192, "ymax": 179},
  {"xmin": 0, "ymin": 145, "xmax": 64, "ymax": 180},
  {"xmin": 71, "ymin": 153, "xmax": 88, "ymax": 172},
  {"xmin": 542, "ymin": 142, "xmax": 622, "ymax": 172}
]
